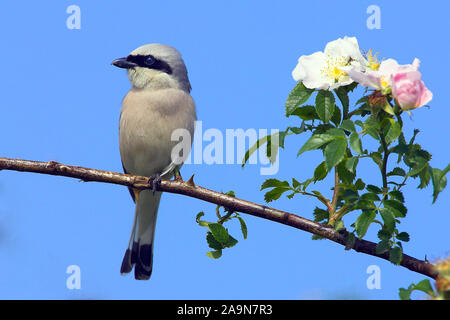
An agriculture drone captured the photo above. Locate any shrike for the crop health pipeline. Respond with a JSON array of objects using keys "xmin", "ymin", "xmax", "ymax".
[{"xmin": 112, "ymin": 44, "xmax": 196, "ymax": 280}]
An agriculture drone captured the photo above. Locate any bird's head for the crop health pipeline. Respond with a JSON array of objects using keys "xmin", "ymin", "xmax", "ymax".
[{"xmin": 112, "ymin": 44, "xmax": 191, "ymax": 92}]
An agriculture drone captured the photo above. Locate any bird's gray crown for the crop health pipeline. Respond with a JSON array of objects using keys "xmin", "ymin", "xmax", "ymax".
[{"xmin": 114, "ymin": 44, "xmax": 191, "ymax": 92}]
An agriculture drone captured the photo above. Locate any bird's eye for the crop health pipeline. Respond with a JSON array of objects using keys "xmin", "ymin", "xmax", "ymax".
[{"xmin": 145, "ymin": 56, "xmax": 156, "ymax": 66}]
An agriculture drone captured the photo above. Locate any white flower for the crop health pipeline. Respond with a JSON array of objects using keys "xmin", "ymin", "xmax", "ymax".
[{"xmin": 292, "ymin": 36, "xmax": 367, "ymax": 90}]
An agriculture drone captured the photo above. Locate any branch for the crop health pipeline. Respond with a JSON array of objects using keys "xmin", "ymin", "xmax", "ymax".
[{"xmin": 0, "ymin": 157, "xmax": 438, "ymax": 279}]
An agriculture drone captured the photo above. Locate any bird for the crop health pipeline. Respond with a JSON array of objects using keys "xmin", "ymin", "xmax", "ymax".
[{"xmin": 112, "ymin": 44, "xmax": 196, "ymax": 280}]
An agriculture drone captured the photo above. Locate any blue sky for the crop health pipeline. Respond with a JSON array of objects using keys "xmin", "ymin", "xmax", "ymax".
[{"xmin": 0, "ymin": 1, "xmax": 448, "ymax": 299}]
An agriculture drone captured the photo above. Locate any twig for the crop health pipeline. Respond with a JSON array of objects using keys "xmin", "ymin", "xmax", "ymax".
[{"xmin": 0, "ymin": 157, "xmax": 438, "ymax": 279}]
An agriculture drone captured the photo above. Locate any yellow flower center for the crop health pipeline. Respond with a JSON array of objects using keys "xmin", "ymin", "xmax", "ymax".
[
  {"xmin": 321, "ymin": 55, "xmax": 348, "ymax": 82},
  {"xmin": 380, "ymin": 76, "xmax": 389, "ymax": 88},
  {"xmin": 366, "ymin": 49, "xmax": 381, "ymax": 70}
]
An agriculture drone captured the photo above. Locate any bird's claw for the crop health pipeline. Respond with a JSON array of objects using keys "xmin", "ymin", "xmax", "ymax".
[{"xmin": 148, "ymin": 173, "xmax": 161, "ymax": 195}]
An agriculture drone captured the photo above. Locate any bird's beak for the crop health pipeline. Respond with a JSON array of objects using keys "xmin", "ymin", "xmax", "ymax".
[{"xmin": 111, "ymin": 57, "xmax": 137, "ymax": 69}]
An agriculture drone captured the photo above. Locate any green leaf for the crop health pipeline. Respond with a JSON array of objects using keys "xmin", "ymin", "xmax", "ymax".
[
  {"xmin": 369, "ymin": 152, "xmax": 383, "ymax": 168},
  {"xmin": 261, "ymin": 179, "xmax": 290, "ymax": 190},
  {"xmin": 337, "ymin": 161, "xmax": 356, "ymax": 184},
  {"xmin": 340, "ymin": 120, "xmax": 356, "ymax": 133},
  {"xmin": 206, "ymin": 250, "xmax": 222, "ymax": 259},
  {"xmin": 286, "ymin": 82, "xmax": 314, "ymax": 116},
  {"xmin": 345, "ymin": 232, "xmax": 356, "ymax": 250},
  {"xmin": 399, "ymin": 287, "xmax": 412, "ymax": 300},
  {"xmin": 313, "ymin": 207, "xmax": 329, "ymax": 222},
  {"xmin": 397, "ymin": 232, "xmax": 410, "ymax": 242},
  {"xmin": 224, "ymin": 235, "xmax": 238, "ymax": 248},
  {"xmin": 266, "ymin": 131, "xmax": 286, "ymax": 164},
  {"xmin": 382, "ymin": 119, "xmax": 402, "ymax": 145},
  {"xmin": 387, "ymin": 167, "xmax": 406, "ymax": 177},
  {"xmin": 324, "ymin": 137, "xmax": 347, "ymax": 169},
  {"xmin": 377, "ymin": 229, "xmax": 391, "ymax": 241},
  {"xmin": 242, "ymin": 134, "xmax": 267, "ymax": 167},
  {"xmin": 355, "ymin": 210, "xmax": 376, "ymax": 238},
  {"xmin": 413, "ymin": 279, "xmax": 434, "ymax": 295},
  {"xmin": 349, "ymin": 133, "xmax": 363, "ymax": 155},
  {"xmin": 366, "ymin": 184, "xmax": 382, "ymax": 194},
  {"xmin": 290, "ymin": 105, "xmax": 318, "ymax": 120},
  {"xmin": 315, "ymin": 90, "xmax": 335, "ymax": 123},
  {"xmin": 360, "ymin": 193, "xmax": 380, "ymax": 201},
  {"xmin": 237, "ymin": 217, "xmax": 248, "ymax": 240},
  {"xmin": 345, "ymin": 157, "xmax": 359, "ymax": 173},
  {"xmin": 331, "ymin": 105, "xmax": 342, "ymax": 126},
  {"xmin": 334, "ymin": 87, "xmax": 349, "ymax": 117},
  {"xmin": 264, "ymin": 187, "xmax": 290, "ymax": 202},
  {"xmin": 383, "ymin": 200, "xmax": 407, "ymax": 217},
  {"xmin": 389, "ymin": 246, "xmax": 403, "ymax": 265},
  {"xmin": 313, "ymin": 161, "xmax": 328, "ymax": 181},
  {"xmin": 354, "ymin": 178, "xmax": 365, "ymax": 190},
  {"xmin": 208, "ymin": 223, "xmax": 229, "ymax": 243},
  {"xmin": 206, "ymin": 232, "xmax": 223, "ymax": 250},
  {"xmin": 297, "ymin": 134, "xmax": 336, "ymax": 156},
  {"xmin": 379, "ymin": 208, "xmax": 396, "ymax": 233},
  {"xmin": 430, "ymin": 167, "xmax": 448, "ymax": 203},
  {"xmin": 376, "ymin": 240, "xmax": 391, "ymax": 254},
  {"xmin": 389, "ymin": 190, "xmax": 405, "ymax": 203}
]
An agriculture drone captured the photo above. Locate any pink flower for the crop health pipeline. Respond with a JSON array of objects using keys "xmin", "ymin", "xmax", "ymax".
[{"xmin": 391, "ymin": 71, "xmax": 433, "ymax": 110}]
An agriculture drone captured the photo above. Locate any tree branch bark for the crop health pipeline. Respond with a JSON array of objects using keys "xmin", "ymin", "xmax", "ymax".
[{"xmin": 0, "ymin": 156, "xmax": 438, "ymax": 279}]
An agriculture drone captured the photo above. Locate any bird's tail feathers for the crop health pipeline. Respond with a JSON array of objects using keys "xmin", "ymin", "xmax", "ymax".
[{"xmin": 120, "ymin": 190, "xmax": 162, "ymax": 280}]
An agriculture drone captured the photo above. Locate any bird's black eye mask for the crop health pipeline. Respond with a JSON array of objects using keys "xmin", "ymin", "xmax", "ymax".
[{"xmin": 126, "ymin": 55, "xmax": 173, "ymax": 75}]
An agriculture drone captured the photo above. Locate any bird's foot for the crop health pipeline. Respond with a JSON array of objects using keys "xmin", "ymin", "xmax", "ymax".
[
  {"xmin": 148, "ymin": 173, "xmax": 161, "ymax": 195},
  {"xmin": 174, "ymin": 169, "xmax": 183, "ymax": 182}
]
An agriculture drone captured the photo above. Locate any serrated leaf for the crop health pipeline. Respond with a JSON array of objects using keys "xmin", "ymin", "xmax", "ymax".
[
  {"xmin": 349, "ymin": 133, "xmax": 362, "ymax": 155},
  {"xmin": 387, "ymin": 167, "xmax": 406, "ymax": 177},
  {"xmin": 376, "ymin": 240, "xmax": 391, "ymax": 254},
  {"xmin": 331, "ymin": 105, "xmax": 342, "ymax": 126},
  {"xmin": 430, "ymin": 167, "xmax": 448, "ymax": 203},
  {"xmin": 334, "ymin": 87, "xmax": 349, "ymax": 117},
  {"xmin": 397, "ymin": 232, "xmax": 410, "ymax": 242},
  {"xmin": 324, "ymin": 138, "xmax": 347, "ymax": 169},
  {"xmin": 389, "ymin": 190, "xmax": 405, "ymax": 203},
  {"xmin": 315, "ymin": 90, "xmax": 335, "ymax": 123},
  {"xmin": 389, "ymin": 246, "xmax": 403, "ymax": 265},
  {"xmin": 206, "ymin": 232, "xmax": 223, "ymax": 250},
  {"xmin": 264, "ymin": 187, "xmax": 290, "ymax": 202},
  {"xmin": 297, "ymin": 134, "xmax": 336, "ymax": 156},
  {"xmin": 377, "ymin": 229, "xmax": 391, "ymax": 241},
  {"xmin": 224, "ymin": 235, "xmax": 238, "ymax": 248},
  {"xmin": 237, "ymin": 217, "xmax": 248, "ymax": 240},
  {"xmin": 383, "ymin": 200, "xmax": 407, "ymax": 217},
  {"xmin": 313, "ymin": 161, "xmax": 328, "ymax": 182},
  {"xmin": 208, "ymin": 223, "xmax": 229, "ymax": 243},
  {"xmin": 290, "ymin": 105, "xmax": 318, "ymax": 120},
  {"xmin": 337, "ymin": 161, "xmax": 356, "ymax": 184},
  {"xmin": 206, "ymin": 250, "xmax": 222, "ymax": 259},
  {"xmin": 383, "ymin": 120, "xmax": 402, "ymax": 145},
  {"xmin": 345, "ymin": 157, "xmax": 359, "ymax": 174},
  {"xmin": 360, "ymin": 192, "xmax": 380, "ymax": 201},
  {"xmin": 340, "ymin": 120, "xmax": 356, "ymax": 133},
  {"xmin": 261, "ymin": 179, "xmax": 290, "ymax": 190},
  {"xmin": 313, "ymin": 207, "xmax": 329, "ymax": 222},
  {"xmin": 286, "ymin": 82, "xmax": 314, "ymax": 116},
  {"xmin": 379, "ymin": 208, "xmax": 395, "ymax": 233},
  {"xmin": 366, "ymin": 184, "xmax": 382, "ymax": 194},
  {"xmin": 355, "ymin": 210, "xmax": 376, "ymax": 238}
]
